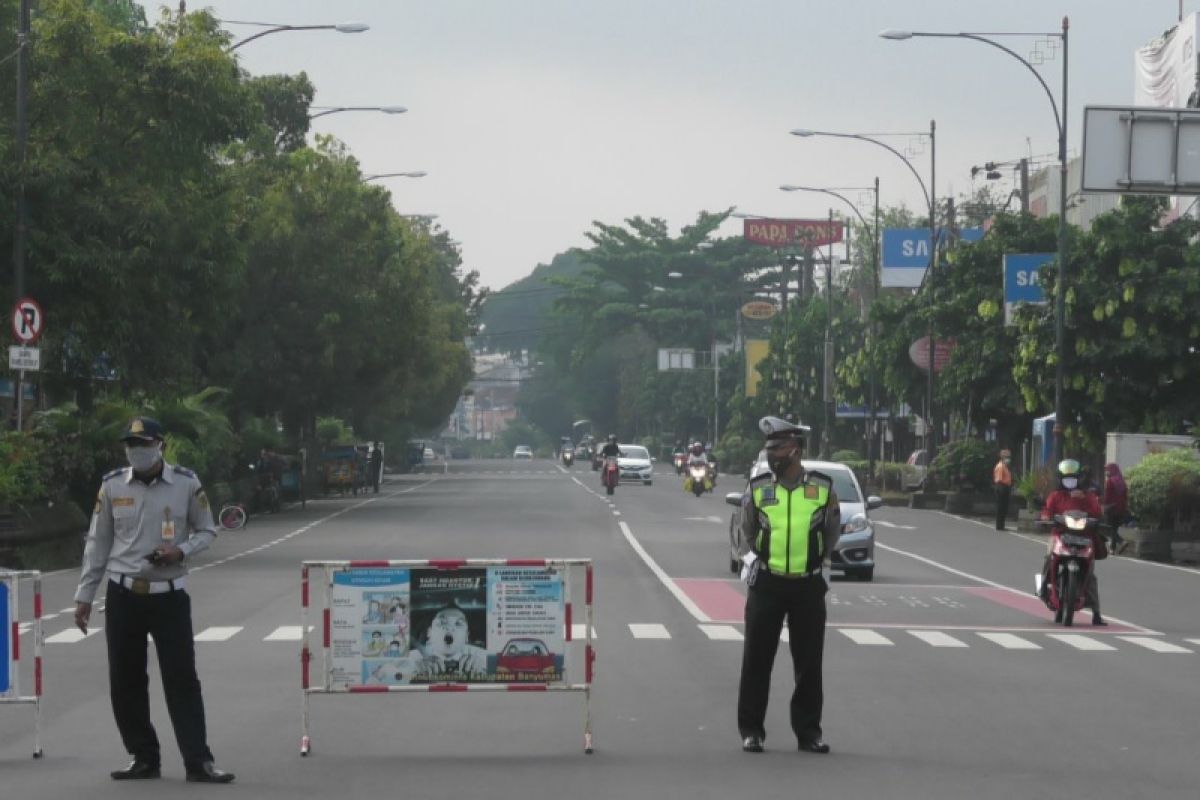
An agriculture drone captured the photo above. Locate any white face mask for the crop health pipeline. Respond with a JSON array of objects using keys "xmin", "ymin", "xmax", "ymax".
[
  {"xmin": 1061, "ymin": 477, "xmax": 1078, "ymax": 490},
  {"xmin": 125, "ymin": 444, "xmax": 162, "ymax": 473}
]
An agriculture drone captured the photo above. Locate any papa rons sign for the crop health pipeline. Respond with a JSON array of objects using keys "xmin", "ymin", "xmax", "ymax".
[{"xmin": 743, "ymin": 218, "xmax": 844, "ymax": 248}]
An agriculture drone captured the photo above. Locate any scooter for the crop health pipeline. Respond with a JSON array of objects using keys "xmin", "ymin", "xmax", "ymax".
[
  {"xmin": 673, "ymin": 453, "xmax": 686, "ymax": 475},
  {"xmin": 562, "ymin": 449, "xmax": 574, "ymax": 467},
  {"xmin": 685, "ymin": 462, "xmax": 711, "ymax": 497},
  {"xmin": 602, "ymin": 456, "xmax": 620, "ymax": 496},
  {"xmin": 1035, "ymin": 510, "xmax": 1100, "ymax": 627}
]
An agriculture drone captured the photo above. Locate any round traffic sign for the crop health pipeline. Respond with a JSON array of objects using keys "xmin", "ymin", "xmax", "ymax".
[{"xmin": 11, "ymin": 297, "xmax": 44, "ymax": 344}]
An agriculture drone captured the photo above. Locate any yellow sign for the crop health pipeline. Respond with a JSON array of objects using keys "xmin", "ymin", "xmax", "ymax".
[
  {"xmin": 745, "ymin": 339, "xmax": 769, "ymax": 397},
  {"xmin": 741, "ymin": 301, "xmax": 778, "ymax": 321}
]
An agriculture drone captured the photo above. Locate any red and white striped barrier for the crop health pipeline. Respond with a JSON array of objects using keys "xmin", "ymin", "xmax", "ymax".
[
  {"xmin": 0, "ymin": 569, "xmax": 43, "ymax": 759},
  {"xmin": 300, "ymin": 558, "xmax": 595, "ymax": 756}
]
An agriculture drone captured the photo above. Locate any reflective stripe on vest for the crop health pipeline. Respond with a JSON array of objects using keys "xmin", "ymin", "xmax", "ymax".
[{"xmin": 753, "ymin": 482, "xmax": 829, "ymax": 575}]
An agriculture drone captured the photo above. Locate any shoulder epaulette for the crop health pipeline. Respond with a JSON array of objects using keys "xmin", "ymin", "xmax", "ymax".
[
  {"xmin": 749, "ymin": 473, "xmax": 775, "ymax": 491},
  {"xmin": 805, "ymin": 470, "xmax": 834, "ymax": 489},
  {"xmin": 172, "ymin": 465, "xmax": 196, "ymax": 478},
  {"xmin": 103, "ymin": 467, "xmax": 129, "ymax": 481}
]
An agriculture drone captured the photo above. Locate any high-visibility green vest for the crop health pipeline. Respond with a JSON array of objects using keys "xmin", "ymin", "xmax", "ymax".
[{"xmin": 752, "ymin": 477, "xmax": 831, "ymax": 575}]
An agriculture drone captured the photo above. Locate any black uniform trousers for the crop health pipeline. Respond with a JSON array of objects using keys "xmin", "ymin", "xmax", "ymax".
[
  {"xmin": 737, "ymin": 570, "xmax": 827, "ymax": 743},
  {"xmin": 105, "ymin": 579, "xmax": 214, "ymax": 769},
  {"xmin": 995, "ymin": 484, "xmax": 1012, "ymax": 529}
]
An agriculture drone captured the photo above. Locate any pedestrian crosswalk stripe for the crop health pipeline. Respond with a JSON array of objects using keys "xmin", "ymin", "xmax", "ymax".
[
  {"xmin": 909, "ymin": 630, "xmax": 969, "ymax": 648},
  {"xmin": 976, "ymin": 633, "xmax": 1041, "ymax": 650},
  {"xmin": 45, "ymin": 628, "xmax": 101, "ymax": 644},
  {"xmin": 699, "ymin": 624, "xmax": 744, "ymax": 641},
  {"xmin": 264, "ymin": 626, "xmax": 313, "ymax": 641},
  {"xmin": 194, "ymin": 626, "xmax": 243, "ymax": 642},
  {"xmin": 1046, "ymin": 634, "xmax": 1117, "ymax": 651},
  {"xmin": 839, "ymin": 629, "xmax": 893, "ymax": 646},
  {"xmin": 1118, "ymin": 636, "xmax": 1192, "ymax": 653},
  {"xmin": 1187, "ymin": 639, "xmax": 1200, "ymax": 648},
  {"xmin": 569, "ymin": 624, "xmax": 598, "ymax": 640},
  {"xmin": 628, "ymin": 624, "xmax": 671, "ymax": 639}
]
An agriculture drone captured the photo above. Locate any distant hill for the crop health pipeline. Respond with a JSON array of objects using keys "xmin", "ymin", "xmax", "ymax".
[{"xmin": 477, "ymin": 250, "xmax": 587, "ymax": 354}]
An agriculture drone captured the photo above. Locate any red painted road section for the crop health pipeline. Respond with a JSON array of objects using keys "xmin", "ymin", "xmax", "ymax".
[
  {"xmin": 675, "ymin": 578, "xmax": 744, "ymax": 622},
  {"xmin": 962, "ymin": 587, "xmax": 1140, "ymax": 632}
]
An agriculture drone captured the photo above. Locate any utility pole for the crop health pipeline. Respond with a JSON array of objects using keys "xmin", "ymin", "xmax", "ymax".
[
  {"xmin": 867, "ymin": 176, "xmax": 880, "ymax": 489},
  {"xmin": 823, "ymin": 209, "xmax": 835, "ymax": 459},
  {"xmin": 1018, "ymin": 158, "xmax": 1030, "ymax": 213},
  {"xmin": 13, "ymin": 0, "xmax": 31, "ymax": 431}
]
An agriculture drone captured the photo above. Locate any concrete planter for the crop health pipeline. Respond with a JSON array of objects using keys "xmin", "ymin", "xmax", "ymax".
[
  {"xmin": 0, "ymin": 502, "xmax": 88, "ymax": 570},
  {"xmin": 1124, "ymin": 526, "xmax": 1173, "ymax": 562},
  {"xmin": 944, "ymin": 490, "xmax": 1018, "ymax": 521},
  {"xmin": 908, "ymin": 492, "xmax": 947, "ymax": 510}
]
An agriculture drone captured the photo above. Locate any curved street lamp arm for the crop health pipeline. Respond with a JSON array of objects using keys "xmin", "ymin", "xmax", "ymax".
[
  {"xmin": 231, "ymin": 24, "xmax": 332, "ymax": 51},
  {"xmin": 808, "ymin": 132, "xmax": 930, "ymax": 213},
  {"xmin": 924, "ymin": 32, "xmax": 1062, "ymax": 138}
]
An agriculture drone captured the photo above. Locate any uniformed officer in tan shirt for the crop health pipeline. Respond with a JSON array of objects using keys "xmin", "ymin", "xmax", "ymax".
[{"xmin": 73, "ymin": 417, "xmax": 235, "ymax": 784}]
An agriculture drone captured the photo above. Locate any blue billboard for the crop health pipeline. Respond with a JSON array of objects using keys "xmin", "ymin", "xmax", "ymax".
[
  {"xmin": 881, "ymin": 228, "xmax": 984, "ymax": 288},
  {"xmin": 1003, "ymin": 253, "xmax": 1053, "ymax": 324}
]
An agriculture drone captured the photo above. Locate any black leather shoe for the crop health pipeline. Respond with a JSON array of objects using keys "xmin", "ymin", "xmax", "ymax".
[
  {"xmin": 186, "ymin": 761, "xmax": 236, "ymax": 784},
  {"xmin": 798, "ymin": 738, "xmax": 831, "ymax": 754},
  {"xmin": 110, "ymin": 760, "xmax": 161, "ymax": 780},
  {"xmin": 1092, "ymin": 616, "xmax": 1108, "ymax": 627},
  {"xmin": 741, "ymin": 736, "xmax": 764, "ymax": 753}
]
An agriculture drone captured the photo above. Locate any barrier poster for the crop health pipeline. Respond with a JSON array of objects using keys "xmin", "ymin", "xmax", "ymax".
[
  {"xmin": 0, "ymin": 578, "xmax": 10, "ymax": 695},
  {"xmin": 329, "ymin": 566, "xmax": 565, "ymax": 688}
]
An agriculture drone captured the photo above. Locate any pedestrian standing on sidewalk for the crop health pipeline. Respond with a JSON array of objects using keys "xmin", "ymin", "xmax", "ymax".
[
  {"xmin": 993, "ymin": 449, "xmax": 1013, "ymax": 530},
  {"xmin": 1102, "ymin": 463, "xmax": 1129, "ymax": 553}
]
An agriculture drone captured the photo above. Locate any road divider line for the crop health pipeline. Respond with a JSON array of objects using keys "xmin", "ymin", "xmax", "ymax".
[
  {"xmin": 874, "ymin": 540, "xmax": 1157, "ymax": 635},
  {"xmin": 618, "ymin": 521, "xmax": 711, "ymax": 622}
]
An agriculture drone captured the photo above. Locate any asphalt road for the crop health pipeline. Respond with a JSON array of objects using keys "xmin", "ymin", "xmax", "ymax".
[{"xmin": 2, "ymin": 457, "xmax": 1198, "ymax": 798}]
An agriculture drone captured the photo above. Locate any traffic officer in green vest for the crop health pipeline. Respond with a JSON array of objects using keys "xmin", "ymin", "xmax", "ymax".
[{"xmin": 737, "ymin": 415, "xmax": 840, "ymax": 755}]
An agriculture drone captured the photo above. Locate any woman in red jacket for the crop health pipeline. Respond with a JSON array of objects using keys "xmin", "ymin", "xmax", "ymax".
[
  {"xmin": 1102, "ymin": 463, "xmax": 1129, "ymax": 553},
  {"xmin": 1040, "ymin": 459, "xmax": 1107, "ymax": 625}
]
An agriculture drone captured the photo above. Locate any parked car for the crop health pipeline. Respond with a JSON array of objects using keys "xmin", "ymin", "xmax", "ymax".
[
  {"xmin": 423, "ymin": 447, "xmax": 436, "ymax": 461},
  {"xmin": 725, "ymin": 454, "xmax": 882, "ymax": 581},
  {"xmin": 513, "ymin": 445, "xmax": 534, "ymax": 459},
  {"xmin": 616, "ymin": 444, "xmax": 653, "ymax": 485},
  {"xmin": 904, "ymin": 449, "xmax": 929, "ymax": 490}
]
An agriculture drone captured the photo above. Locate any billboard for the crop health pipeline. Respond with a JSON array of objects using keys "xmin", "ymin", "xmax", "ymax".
[
  {"xmin": 0, "ymin": 579, "xmax": 9, "ymax": 695},
  {"xmin": 881, "ymin": 228, "xmax": 984, "ymax": 288},
  {"xmin": 743, "ymin": 218, "xmax": 844, "ymax": 248},
  {"xmin": 1003, "ymin": 253, "xmax": 1052, "ymax": 324},
  {"xmin": 329, "ymin": 566, "xmax": 566, "ymax": 689}
]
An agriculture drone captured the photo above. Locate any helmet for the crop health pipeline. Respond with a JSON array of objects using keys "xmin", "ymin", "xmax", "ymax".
[
  {"xmin": 607, "ymin": 434, "xmax": 618, "ymax": 444},
  {"xmin": 759, "ymin": 415, "xmax": 810, "ymax": 449},
  {"xmin": 691, "ymin": 442, "xmax": 704, "ymax": 454},
  {"xmin": 1056, "ymin": 458, "xmax": 1082, "ymax": 490}
]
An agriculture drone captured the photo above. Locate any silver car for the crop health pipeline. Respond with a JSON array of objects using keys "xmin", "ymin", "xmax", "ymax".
[
  {"xmin": 725, "ymin": 454, "xmax": 881, "ymax": 581},
  {"xmin": 616, "ymin": 444, "xmax": 653, "ymax": 485}
]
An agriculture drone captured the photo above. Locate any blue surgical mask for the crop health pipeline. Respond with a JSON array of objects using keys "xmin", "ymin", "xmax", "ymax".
[
  {"xmin": 1061, "ymin": 477, "xmax": 1078, "ymax": 490},
  {"xmin": 125, "ymin": 444, "xmax": 162, "ymax": 473}
]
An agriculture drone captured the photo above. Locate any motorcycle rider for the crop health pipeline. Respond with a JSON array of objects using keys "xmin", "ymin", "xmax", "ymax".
[
  {"xmin": 1040, "ymin": 458, "xmax": 1107, "ymax": 626},
  {"xmin": 599, "ymin": 435, "xmax": 621, "ymax": 459}
]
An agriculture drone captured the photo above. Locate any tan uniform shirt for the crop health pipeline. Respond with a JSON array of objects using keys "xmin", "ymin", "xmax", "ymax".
[
  {"xmin": 73, "ymin": 462, "xmax": 217, "ymax": 604},
  {"xmin": 993, "ymin": 461, "xmax": 1013, "ymax": 487}
]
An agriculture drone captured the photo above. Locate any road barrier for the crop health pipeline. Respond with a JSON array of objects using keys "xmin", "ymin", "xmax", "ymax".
[
  {"xmin": 300, "ymin": 558, "xmax": 595, "ymax": 755},
  {"xmin": 0, "ymin": 569, "xmax": 43, "ymax": 758}
]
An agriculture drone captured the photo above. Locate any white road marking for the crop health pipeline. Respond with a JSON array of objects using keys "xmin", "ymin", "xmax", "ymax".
[
  {"xmin": 617, "ymin": 521, "xmax": 711, "ymax": 622},
  {"xmin": 1046, "ymin": 634, "xmax": 1117, "ymax": 651},
  {"xmin": 570, "ymin": 624, "xmax": 598, "ymax": 640},
  {"xmin": 977, "ymin": 633, "xmax": 1041, "ymax": 650},
  {"xmin": 628, "ymin": 624, "xmax": 671, "ymax": 639},
  {"xmin": 1118, "ymin": 636, "xmax": 1192, "ymax": 653},
  {"xmin": 45, "ymin": 628, "xmax": 101, "ymax": 644},
  {"xmin": 1188, "ymin": 638, "xmax": 1200, "ymax": 648},
  {"xmin": 264, "ymin": 625, "xmax": 313, "ymax": 641},
  {"xmin": 699, "ymin": 624, "xmax": 743, "ymax": 641},
  {"xmin": 839, "ymin": 629, "xmax": 893, "ymax": 646},
  {"xmin": 194, "ymin": 626, "xmax": 243, "ymax": 642},
  {"xmin": 909, "ymin": 630, "xmax": 969, "ymax": 648},
  {"xmin": 874, "ymin": 520, "xmax": 916, "ymax": 530},
  {"xmin": 58, "ymin": 606, "xmax": 75, "ymax": 614}
]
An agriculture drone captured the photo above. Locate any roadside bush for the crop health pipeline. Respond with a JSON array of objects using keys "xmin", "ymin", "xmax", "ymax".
[
  {"xmin": 831, "ymin": 449, "xmax": 860, "ymax": 463},
  {"xmin": 717, "ymin": 431, "xmax": 760, "ymax": 478},
  {"xmin": 875, "ymin": 462, "xmax": 905, "ymax": 492},
  {"xmin": 317, "ymin": 416, "xmax": 354, "ymax": 446},
  {"xmin": 1127, "ymin": 449, "xmax": 1200, "ymax": 531},
  {"xmin": 930, "ymin": 438, "xmax": 994, "ymax": 491},
  {"xmin": 0, "ymin": 433, "xmax": 51, "ymax": 509}
]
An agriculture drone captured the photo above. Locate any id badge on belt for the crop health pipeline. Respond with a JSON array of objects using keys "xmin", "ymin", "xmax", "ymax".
[{"xmin": 161, "ymin": 506, "xmax": 176, "ymax": 542}]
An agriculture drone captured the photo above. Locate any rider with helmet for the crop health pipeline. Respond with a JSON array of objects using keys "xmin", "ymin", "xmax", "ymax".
[
  {"xmin": 1040, "ymin": 458, "xmax": 1106, "ymax": 626},
  {"xmin": 599, "ymin": 434, "xmax": 621, "ymax": 459},
  {"xmin": 686, "ymin": 441, "xmax": 708, "ymax": 468}
]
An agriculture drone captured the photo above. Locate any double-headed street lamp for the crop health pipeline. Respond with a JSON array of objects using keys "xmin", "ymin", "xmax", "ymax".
[
  {"xmin": 361, "ymin": 171, "xmax": 428, "ymax": 183},
  {"xmin": 224, "ymin": 20, "xmax": 370, "ymax": 51},
  {"xmin": 780, "ymin": 180, "xmax": 881, "ymax": 477},
  {"xmin": 882, "ymin": 19, "xmax": 1070, "ymax": 461},
  {"xmin": 791, "ymin": 125, "xmax": 940, "ymax": 464}
]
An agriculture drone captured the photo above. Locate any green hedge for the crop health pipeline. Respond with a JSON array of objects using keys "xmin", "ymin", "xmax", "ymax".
[
  {"xmin": 930, "ymin": 438, "xmax": 995, "ymax": 491},
  {"xmin": 1127, "ymin": 449, "xmax": 1200, "ymax": 531}
]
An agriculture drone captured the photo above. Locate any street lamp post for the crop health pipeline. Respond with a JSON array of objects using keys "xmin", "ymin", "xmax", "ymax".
[
  {"xmin": 361, "ymin": 171, "xmax": 428, "ymax": 183},
  {"xmin": 224, "ymin": 20, "xmax": 370, "ymax": 51},
  {"xmin": 791, "ymin": 125, "xmax": 938, "ymax": 465},
  {"xmin": 882, "ymin": 19, "xmax": 1070, "ymax": 463},
  {"xmin": 310, "ymin": 105, "xmax": 407, "ymax": 120},
  {"xmin": 780, "ymin": 180, "xmax": 881, "ymax": 479}
]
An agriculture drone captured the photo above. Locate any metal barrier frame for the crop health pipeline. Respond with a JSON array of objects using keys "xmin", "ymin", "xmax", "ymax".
[
  {"xmin": 0, "ymin": 569, "xmax": 43, "ymax": 758},
  {"xmin": 300, "ymin": 558, "xmax": 595, "ymax": 756}
]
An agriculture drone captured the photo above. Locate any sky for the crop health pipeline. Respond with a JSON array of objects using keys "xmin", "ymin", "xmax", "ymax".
[{"xmin": 152, "ymin": 1, "xmax": 1194, "ymax": 290}]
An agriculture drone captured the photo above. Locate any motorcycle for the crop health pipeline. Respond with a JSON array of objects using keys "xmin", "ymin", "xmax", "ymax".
[
  {"xmin": 602, "ymin": 456, "xmax": 620, "ymax": 495},
  {"xmin": 1036, "ymin": 510, "xmax": 1101, "ymax": 627},
  {"xmin": 673, "ymin": 453, "xmax": 686, "ymax": 475},
  {"xmin": 562, "ymin": 449, "xmax": 574, "ymax": 467},
  {"xmin": 684, "ymin": 462, "xmax": 712, "ymax": 497}
]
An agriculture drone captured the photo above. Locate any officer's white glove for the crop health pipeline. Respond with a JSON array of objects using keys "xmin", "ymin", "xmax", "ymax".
[{"xmin": 739, "ymin": 552, "xmax": 759, "ymax": 585}]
